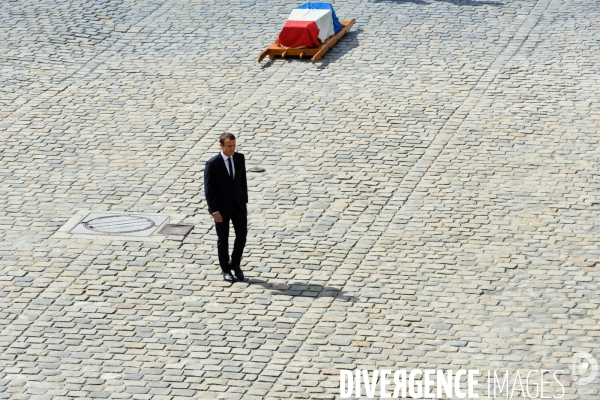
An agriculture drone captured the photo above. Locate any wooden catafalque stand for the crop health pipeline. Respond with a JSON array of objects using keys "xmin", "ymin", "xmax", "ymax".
[{"xmin": 259, "ymin": 19, "xmax": 355, "ymax": 63}]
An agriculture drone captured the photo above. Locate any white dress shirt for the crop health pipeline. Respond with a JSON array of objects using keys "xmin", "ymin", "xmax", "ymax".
[{"xmin": 221, "ymin": 151, "xmax": 235, "ymax": 179}]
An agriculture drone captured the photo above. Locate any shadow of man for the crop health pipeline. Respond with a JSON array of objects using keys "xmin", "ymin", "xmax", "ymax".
[{"xmin": 247, "ymin": 279, "xmax": 358, "ymax": 302}]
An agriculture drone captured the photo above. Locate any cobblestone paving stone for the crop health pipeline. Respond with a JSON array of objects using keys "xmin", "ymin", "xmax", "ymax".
[{"xmin": 1, "ymin": 0, "xmax": 599, "ymax": 399}]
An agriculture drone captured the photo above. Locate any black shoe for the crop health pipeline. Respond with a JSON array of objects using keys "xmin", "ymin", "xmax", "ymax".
[
  {"xmin": 223, "ymin": 272, "xmax": 235, "ymax": 283},
  {"xmin": 231, "ymin": 265, "xmax": 245, "ymax": 282}
]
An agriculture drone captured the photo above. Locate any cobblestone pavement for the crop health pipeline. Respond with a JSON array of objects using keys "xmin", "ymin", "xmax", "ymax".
[{"xmin": 1, "ymin": 0, "xmax": 599, "ymax": 398}]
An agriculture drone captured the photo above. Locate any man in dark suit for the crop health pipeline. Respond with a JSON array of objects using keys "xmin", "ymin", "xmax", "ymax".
[{"xmin": 204, "ymin": 132, "xmax": 248, "ymax": 283}]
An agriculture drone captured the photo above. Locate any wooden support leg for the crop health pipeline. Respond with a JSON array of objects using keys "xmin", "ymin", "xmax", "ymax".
[{"xmin": 258, "ymin": 49, "xmax": 269, "ymax": 62}]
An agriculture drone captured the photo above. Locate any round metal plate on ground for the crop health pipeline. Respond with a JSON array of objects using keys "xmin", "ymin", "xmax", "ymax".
[
  {"xmin": 249, "ymin": 167, "xmax": 265, "ymax": 173},
  {"xmin": 83, "ymin": 215, "xmax": 156, "ymax": 234}
]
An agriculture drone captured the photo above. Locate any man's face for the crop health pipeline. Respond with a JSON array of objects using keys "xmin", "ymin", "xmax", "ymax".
[{"xmin": 220, "ymin": 138, "xmax": 236, "ymax": 157}]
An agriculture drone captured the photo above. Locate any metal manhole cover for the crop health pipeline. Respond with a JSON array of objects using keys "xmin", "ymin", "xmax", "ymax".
[
  {"xmin": 69, "ymin": 213, "xmax": 169, "ymax": 237},
  {"xmin": 158, "ymin": 224, "xmax": 194, "ymax": 236},
  {"xmin": 84, "ymin": 215, "xmax": 156, "ymax": 234}
]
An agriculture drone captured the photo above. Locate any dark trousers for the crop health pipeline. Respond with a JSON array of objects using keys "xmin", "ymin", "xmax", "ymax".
[{"xmin": 215, "ymin": 204, "xmax": 247, "ymax": 273}]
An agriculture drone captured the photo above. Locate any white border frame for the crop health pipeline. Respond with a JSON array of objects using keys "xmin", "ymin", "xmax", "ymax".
[{"xmin": 51, "ymin": 210, "xmax": 189, "ymax": 242}]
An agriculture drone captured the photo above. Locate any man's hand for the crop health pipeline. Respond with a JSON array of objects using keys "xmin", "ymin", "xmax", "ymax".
[{"xmin": 212, "ymin": 212, "xmax": 223, "ymax": 223}]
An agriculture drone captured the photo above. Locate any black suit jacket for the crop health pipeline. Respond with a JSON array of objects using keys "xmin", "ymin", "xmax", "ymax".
[{"xmin": 204, "ymin": 152, "xmax": 248, "ymax": 217}]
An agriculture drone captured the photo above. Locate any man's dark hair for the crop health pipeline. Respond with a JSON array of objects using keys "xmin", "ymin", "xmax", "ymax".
[{"xmin": 219, "ymin": 132, "xmax": 236, "ymax": 145}]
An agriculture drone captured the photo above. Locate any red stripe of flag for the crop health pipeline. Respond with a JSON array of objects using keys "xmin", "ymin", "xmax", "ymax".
[{"xmin": 276, "ymin": 20, "xmax": 321, "ymax": 48}]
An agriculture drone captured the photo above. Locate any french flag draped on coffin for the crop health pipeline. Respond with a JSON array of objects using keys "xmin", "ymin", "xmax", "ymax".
[{"xmin": 276, "ymin": 2, "xmax": 343, "ymax": 48}]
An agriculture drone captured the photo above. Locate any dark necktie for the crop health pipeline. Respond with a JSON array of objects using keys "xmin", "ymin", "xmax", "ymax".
[{"xmin": 227, "ymin": 157, "xmax": 234, "ymax": 181}]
